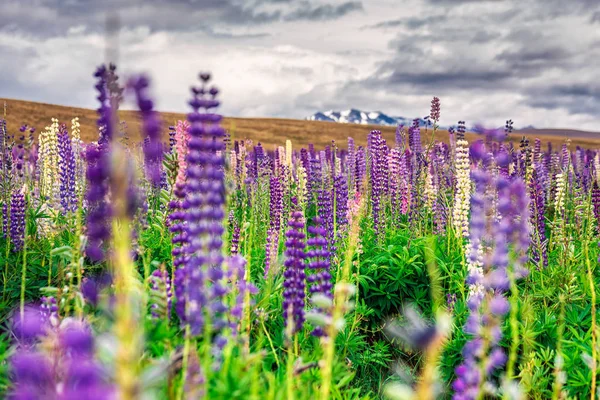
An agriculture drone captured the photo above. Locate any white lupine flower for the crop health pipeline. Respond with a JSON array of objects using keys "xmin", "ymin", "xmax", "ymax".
[{"xmin": 452, "ymin": 139, "xmax": 471, "ymax": 238}]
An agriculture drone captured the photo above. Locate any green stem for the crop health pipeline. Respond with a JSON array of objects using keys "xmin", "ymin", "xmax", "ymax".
[
  {"xmin": 505, "ymin": 268, "xmax": 520, "ymax": 383},
  {"xmin": 19, "ymin": 203, "xmax": 27, "ymax": 318},
  {"xmin": 260, "ymin": 317, "xmax": 280, "ymax": 368},
  {"xmin": 178, "ymin": 324, "xmax": 192, "ymax": 400}
]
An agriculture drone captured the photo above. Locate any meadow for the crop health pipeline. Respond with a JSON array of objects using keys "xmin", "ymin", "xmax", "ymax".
[{"xmin": 0, "ymin": 64, "xmax": 599, "ymax": 400}]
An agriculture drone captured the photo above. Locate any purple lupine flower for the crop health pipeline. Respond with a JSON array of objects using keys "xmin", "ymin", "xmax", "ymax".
[
  {"xmin": 388, "ymin": 148, "xmax": 402, "ymax": 226},
  {"xmin": 81, "ymin": 273, "xmax": 112, "ymax": 307},
  {"xmin": 12, "ymin": 140, "xmax": 25, "ymax": 182},
  {"xmin": 269, "ymin": 176, "xmax": 284, "ymax": 231},
  {"xmin": 334, "ymin": 174, "xmax": 348, "ymax": 235},
  {"xmin": 300, "ymin": 148, "xmax": 312, "ymax": 200},
  {"xmin": 430, "ymin": 97, "xmax": 441, "ymax": 124},
  {"xmin": 355, "ymin": 146, "xmax": 366, "ymax": 194},
  {"xmin": 12, "ymin": 306, "xmax": 47, "ymax": 344},
  {"xmin": 10, "ymin": 311, "xmax": 111, "ymax": 399},
  {"xmin": 453, "ymin": 138, "xmax": 530, "ymax": 399},
  {"xmin": 593, "ymin": 181, "xmax": 600, "ymax": 232},
  {"xmin": 457, "ymin": 121, "xmax": 466, "ymax": 141},
  {"xmin": 369, "ymin": 130, "xmax": 388, "ymax": 239},
  {"xmin": 85, "ymin": 65, "xmax": 114, "ymax": 262},
  {"xmin": 58, "ymin": 123, "xmax": 77, "ymax": 212},
  {"xmin": 60, "ymin": 322, "xmax": 113, "ymax": 399},
  {"xmin": 178, "ymin": 72, "xmax": 228, "ymax": 337},
  {"xmin": 2, "ymin": 202, "xmax": 8, "ymax": 238},
  {"xmin": 40, "ymin": 296, "xmax": 58, "ymax": 325},
  {"xmin": 169, "ymin": 157, "xmax": 189, "ymax": 320},
  {"xmin": 448, "ymin": 126, "xmax": 456, "ymax": 154},
  {"xmin": 310, "ymin": 152, "xmax": 322, "ymax": 204},
  {"xmin": 230, "ymin": 222, "xmax": 240, "ymax": 255},
  {"xmin": 94, "ymin": 65, "xmax": 112, "ymax": 146},
  {"xmin": 228, "ymin": 255, "xmax": 257, "ymax": 335},
  {"xmin": 84, "ymin": 143, "xmax": 111, "ymax": 262},
  {"xmin": 395, "ymin": 124, "xmax": 405, "ymax": 149},
  {"xmin": 129, "ymin": 75, "xmax": 164, "ymax": 187},
  {"xmin": 9, "ymin": 351, "xmax": 55, "ymax": 399},
  {"xmin": 317, "ymin": 186, "xmax": 335, "ymax": 255},
  {"xmin": 149, "ymin": 267, "xmax": 172, "ymax": 320},
  {"xmin": 400, "ymin": 149, "xmax": 411, "ymax": 215},
  {"xmin": 10, "ymin": 190, "xmax": 25, "ymax": 252},
  {"xmin": 446, "ymin": 293, "xmax": 457, "ymax": 314},
  {"xmin": 529, "ymin": 167, "xmax": 548, "ymax": 268},
  {"xmin": 497, "ymin": 145, "xmax": 511, "ymax": 178},
  {"xmin": 306, "ymin": 216, "xmax": 332, "ymax": 337},
  {"xmin": 264, "ymin": 175, "xmax": 284, "ymax": 277},
  {"xmin": 283, "ymin": 211, "xmax": 307, "ymax": 333},
  {"xmin": 409, "ymin": 119, "xmax": 422, "ymax": 155},
  {"xmin": 168, "ymin": 125, "xmax": 177, "ymax": 152},
  {"xmin": 504, "ymin": 119, "xmax": 513, "ymax": 134},
  {"xmin": 106, "ymin": 63, "xmax": 124, "ymax": 109}
]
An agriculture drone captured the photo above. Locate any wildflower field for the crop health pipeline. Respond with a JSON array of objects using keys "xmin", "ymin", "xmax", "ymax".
[{"xmin": 0, "ymin": 64, "xmax": 599, "ymax": 400}]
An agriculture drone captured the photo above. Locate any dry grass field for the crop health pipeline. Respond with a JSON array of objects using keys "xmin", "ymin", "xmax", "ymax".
[{"xmin": 2, "ymin": 98, "xmax": 599, "ymax": 150}]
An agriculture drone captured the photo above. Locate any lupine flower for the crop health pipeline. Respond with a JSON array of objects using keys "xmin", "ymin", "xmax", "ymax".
[
  {"xmin": 334, "ymin": 174, "xmax": 348, "ymax": 236},
  {"xmin": 388, "ymin": 148, "xmax": 402, "ymax": 225},
  {"xmin": 40, "ymin": 296, "xmax": 58, "ymax": 325},
  {"xmin": 10, "ymin": 310, "xmax": 112, "ymax": 400},
  {"xmin": 283, "ymin": 211, "xmax": 307, "ymax": 333},
  {"xmin": 94, "ymin": 69, "xmax": 111, "ymax": 146},
  {"xmin": 168, "ymin": 125, "xmax": 177, "ymax": 151},
  {"xmin": 70, "ymin": 117, "xmax": 85, "ymax": 200},
  {"xmin": 177, "ymin": 72, "xmax": 228, "ymax": 337},
  {"xmin": 265, "ymin": 175, "xmax": 284, "ymax": 277},
  {"xmin": 58, "ymin": 123, "xmax": 77, "ymax": 212},
  {"xmin": 81, "ymin": 273, "xmax": 113, "ymax": 307},
  {"xmin": 424, "ymin": 156, "xmax": 436, "ymax": 210},
  {"xmin": 505, "ymin": 119, "xmax": 513, "ymax": 134},
  {"xmin": 306, "ymin": 216, "xmax": 332, "ymax": 336},
  {"xmin": 409, "ymin": 118, "xmax": 422, "ymax": 155},
  {"xmin": 84, "ymin": 143, "xmax": 111, "ymax": 262},
  {"xmin": 317, "ymin": 185, "xmax": 334, "ymax": 255},
  {"xmin": 430, "ymin": 97, "xmax": 441, "ymax": 125},
  {"xmin": 230, "ymin": 221, "xmax": 240, "ymax": 255},
  {"xmin": 228, "ymin": 255, "xmax": 257, "ymax": 335},
  {"xmin": 129, "ymin": 75, "xmax": 163, "ymax": 188},
  {"xmin": 149, "ymin": 266, "xmax": 172, "ymax": 320},
  {"xmin": 369, "ymin": 130, "xmax": 388, "ymax": 239},
  {"xmin": 452, "ymin": 133, "xmax": 471, "ymax": 238},
  {"xmin": 553, "ymin": 172, "xmax": 567, "ymax": 247},
  {"xmin": 453, "ymin": 139, "xmax": 530, "ymax": 400},
  {"xmin": 60, "ymin": 322, "xmax": 113, "ymax": 399},
  {"xmin": 2, "ymin": 202, "xmax": 8, "ymax": 238},
  {"xmin": 84, "ymin": 66, "xmax": 114, "ymax": 262},
  {"xmin": 593, "ymin": 181, "xmax": 600, "ymax": 231},
  {"xmin": 529, "ymin": 167, "xmax": 548, "ymax": 268},
  {"xmin": 10, "ymin": 190, "xmax": 25, "ymax": 252},
  {"xmin": 39, "ymin": 118, "xmax": 60, "ymax": 201}
]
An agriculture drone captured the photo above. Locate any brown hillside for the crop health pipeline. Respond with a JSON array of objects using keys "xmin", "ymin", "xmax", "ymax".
[{"xmin": 1, "ymin": 98, "xmax": 598, "ymax": 150}]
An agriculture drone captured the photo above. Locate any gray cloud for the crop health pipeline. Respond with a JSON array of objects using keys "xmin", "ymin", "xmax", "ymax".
[
  {"xmin": 524, "ymin": 84, "xmax": 600, "ymax": 116},
  {"xmin": 285, "ymin": 1, "xmax": 363, "ymax": 21},
  {"xmin": 364, "ymin": 15, "xmax": 446, "ymax": 30},
  {"xmin": 495, "ymin": 46, "xmax": 572, "ymax": 74},
  {"xmin": 378, "ymin": 69, "xmax": 513, "ymax": 91},
  {"xmin": 426, "ymin": 0, "xmax": 504, "ymax": 4},
  {"xmin": 0, "ymin": 0, "xmax": 363, "ymax": 37},
  {"xmin": 470, "ymin": 30, "xmax": 501, "ymax": 44}
]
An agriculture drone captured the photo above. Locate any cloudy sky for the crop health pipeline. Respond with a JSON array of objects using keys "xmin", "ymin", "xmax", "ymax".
[{"xmin": 1, "ymin": 0, "xmax": 599, "ymax": 130}]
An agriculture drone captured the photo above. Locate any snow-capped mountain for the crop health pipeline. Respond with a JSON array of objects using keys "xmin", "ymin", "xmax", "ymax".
[{"xmin": 307, "ymin": 109, "xmax": 427, "ymax": 127}]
